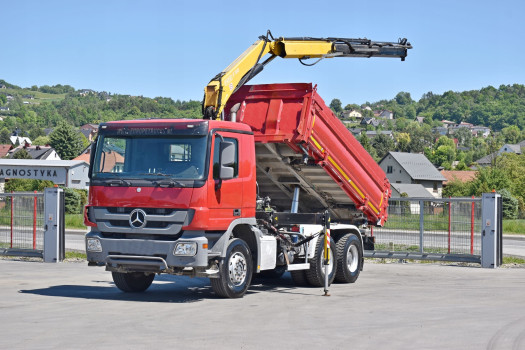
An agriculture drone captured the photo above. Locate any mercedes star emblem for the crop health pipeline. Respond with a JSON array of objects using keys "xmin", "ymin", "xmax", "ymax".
[{"xmin": 129, "ymin": 209, "xmax": 147, "ymax": 229}]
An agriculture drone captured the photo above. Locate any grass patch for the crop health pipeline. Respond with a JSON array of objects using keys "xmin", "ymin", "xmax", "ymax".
[
  {"xmin": 65, "ymin": 251, "xmax": 86, "ymax": 260},
  {"xmin": 3, "ymin": 87, "xmax": 67, "ymax": 101},
  {"xmin": 502, "ymin": 256, "xmax": 525, "ymax": 265},
  {"xmin": 374, "ymin": 243, "xmax": 450, "ymax": 254},
  {"xmin": 65, "ymin": 214, "xmax": 87, "ymax": 230},
  {"xmin": 502, "ymin": 219, "xmax": 525, "ymax": 235}
]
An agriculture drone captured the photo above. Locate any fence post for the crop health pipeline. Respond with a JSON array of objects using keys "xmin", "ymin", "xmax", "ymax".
[
  {"xmin": 448, "ymin": 197, "xmax": 451, "ymax": 254},
  {"xmin": 10, "ymin": 192, "xmax": 14, "ymax": 248},
  {"xmin": 481, "ymin": 192, "xmax": 502, "ymax": 268},
  {"xmin": 33, "ymin": 191, "xmax": 37, "ymax": 250},
  {"xmin": 471, "ymin": 196, "xmax": 475, "ymax": 255},
  {"xmin": 43, "ymin": 187, "xmax": 64, "ymax": 263},
  {"xmin": 419, "ymin": 200, "xmax": 424, "ymax": 253}
]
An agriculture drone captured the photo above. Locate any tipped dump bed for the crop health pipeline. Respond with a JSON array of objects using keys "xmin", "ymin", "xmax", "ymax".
[{"xmin": 226, "ymin": 83, "xmax": 390, "ymax": 226}]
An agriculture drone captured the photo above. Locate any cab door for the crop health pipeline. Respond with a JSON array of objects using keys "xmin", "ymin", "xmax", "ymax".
[{"xmin": 207, "ymin": 132, "xmax": 243, "ymax": 230}]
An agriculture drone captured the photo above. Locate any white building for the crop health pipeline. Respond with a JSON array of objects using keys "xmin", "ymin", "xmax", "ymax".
[
  {"xmin": 379, "ymin": 152, "xmax": 446, "ymax": 198},
  {"xmin": 0, "ymin": 159, "xmax": 89, "ymax": 192}
]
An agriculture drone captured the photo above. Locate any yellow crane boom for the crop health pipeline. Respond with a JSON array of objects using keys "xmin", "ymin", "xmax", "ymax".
[{"xmin": 203, "ymin": 30, "xmax": 412, "ymax": 120}]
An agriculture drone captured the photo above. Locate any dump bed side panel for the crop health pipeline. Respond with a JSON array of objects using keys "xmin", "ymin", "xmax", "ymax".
[{"xmin": 226, "ymin": 83, "xmax": 389, "ymax": 226}]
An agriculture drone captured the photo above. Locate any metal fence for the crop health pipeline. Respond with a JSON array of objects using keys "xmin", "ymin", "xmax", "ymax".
[
  {"xmin": 0, "ymin": 192, "xmax": 45, "ymax": 257},
  {"xmin": 366, "ymin": 197, "xmax": 482, "ymax": 263}
]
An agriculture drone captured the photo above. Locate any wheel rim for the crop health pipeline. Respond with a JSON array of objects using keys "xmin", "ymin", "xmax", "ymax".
[
  {"xmin": 347, "ymin": 245, "xmax": 359, "ymax": 273},
  {"xmin": 228, "ymin": 252, "xmax": 247, "ymax": 286}
]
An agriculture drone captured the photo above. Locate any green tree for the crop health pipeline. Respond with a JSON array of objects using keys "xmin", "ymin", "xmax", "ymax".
[
  {"xmin": 63, "ymin": 187, "xmax": 82, "ymax": 214},
  {"xmin": 329, "ymin": 99, "xmax": 343, "ymax": 115},
  {"xmin": 501, "ymin": 125, "xmax": 520, "ymax": 144},
  {"xmin": 359, "ymin": 132, "xmax": 377, "ymax": 159},
  {"xmin": 32, "ymin": 135, "xmax": 50, "ymax": 146},
  {"xmin": 12, "ymin": 148, "xmax": 32, "ymax": 159},
  {"xmin": 395, "ymin": 132, "xmax": 411, "ymax": 152},
  {"xmin": 344, "ymin": 103, "xmax": 360, "ymax": 111},
  {"xmin": 395, "ymin": 91, "xmax": 413, "ymax": 105},
  {"xmin": 5, "ymin": 179, "xmax": 54, "ymax": 192},
  {"xmin": 78, "ymin": 132, "xmax": 90, "ymax": 149},
  {"xmin": 49, "ymin": 121, "xmax": 83, "ymax": 160},
  {"xmin": 499, "ymin": 188, "xmax": 518, "ymax": 219},
  {"xmin": 468, "ymin": 167, "xmax": 511, "ymax": 196},
  {"xmin": 0, "ymin": 127, "xmax": 11, "ymax": 144},
  {"xmin": 0, "ymin": 94, "xmax": 6, "ymax": 106},
  {"xmin": 453, "ymin": 127, "xmax": 472, "ymax": 148},
  {"xmin": 372, "ymin": 133, "xmax": 395, "ymax": 159},
  {"xmin": 443, "ymin": 179, "xmax": 471, "ymax": 197},
  {"xmin": 29, "ymin": 127, "xmax": 45, "ymax": 140}
]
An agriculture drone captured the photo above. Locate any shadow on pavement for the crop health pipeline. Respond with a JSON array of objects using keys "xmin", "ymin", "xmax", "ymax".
[{"xmin": 18, "ymin": 273, "xmax": 315, "ymax": 302}]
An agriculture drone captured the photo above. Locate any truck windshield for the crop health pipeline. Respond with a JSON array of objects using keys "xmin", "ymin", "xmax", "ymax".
[{"xmin": 92, "ymin": 135, "xmax": 208, "ymax": 180}]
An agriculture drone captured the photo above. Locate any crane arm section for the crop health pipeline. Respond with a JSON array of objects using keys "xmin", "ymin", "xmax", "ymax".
[{"xmin": 203, "ymin": 31, "xmax": 412, "ymax": 120}]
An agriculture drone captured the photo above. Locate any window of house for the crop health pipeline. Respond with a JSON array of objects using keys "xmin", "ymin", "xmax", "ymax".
[
  {"xmin": 433, "ymin": 182, "xmax": 438, "ymax": 193},
  {"xmin": 387, "ymin": 166, "xmax": 393, "ymax": 174}
]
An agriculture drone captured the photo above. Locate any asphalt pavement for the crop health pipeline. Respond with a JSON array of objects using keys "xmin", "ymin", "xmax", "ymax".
[{"xmin": 1, "ymin": 259, "xmax": 524, "ymax": 349}]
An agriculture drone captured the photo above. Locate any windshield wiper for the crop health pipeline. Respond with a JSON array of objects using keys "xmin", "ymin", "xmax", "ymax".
[
  {"xmin": 153, "ymin": 179, "xmax": 185, "ymax": 188},
  {"xmin": 106, "ymin": 178, "xmax": 132, "ymax": 187}
]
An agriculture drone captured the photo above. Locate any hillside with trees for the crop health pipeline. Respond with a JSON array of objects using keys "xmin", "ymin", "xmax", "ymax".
[
  {"xmin": 0, "ymin": 79, "xmax": 201, "ymax": 142},
  {"xmin": 332, "ymin": 84, "xmax": 525, "ymax": 131}
]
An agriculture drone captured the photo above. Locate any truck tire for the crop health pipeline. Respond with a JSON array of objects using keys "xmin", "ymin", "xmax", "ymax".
[
  {"xmin": 334, "ymin": 233, "xmax": 363, "ymax": 283},
  {"xmin": 211, "ymin": 238, "xmax": 253, "ymax": 298},
  {"xmin": 112, "ymin": 272, "xmax": 155, "ymax": 293},
  {"xmin": 305, "ymin": 234, "xmax": 336, "ymax": 287}
]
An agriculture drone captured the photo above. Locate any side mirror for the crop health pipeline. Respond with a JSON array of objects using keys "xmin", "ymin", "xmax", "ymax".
[
  {"xmin": 87, "ymin": 140, "xmax": 97, "ymax": 179},
  {"xmin": 219, "ymin": 141, "xmax": 235, "ymax": 180}
]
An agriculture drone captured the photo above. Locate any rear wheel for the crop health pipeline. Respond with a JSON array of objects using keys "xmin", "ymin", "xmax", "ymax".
[
  {"xmin": 211, "ymin": 238, "xmax": 253, "ymax": 298},
  {"xmin": 305, "ymin": 234, "xmax": 336, "ymax": 287},
  {"xmin": 335, "ymin": 233, "xmax": 363, "ymax": 283},
  {"xmin": 112, "ymin": 272, "xmax": 155, "ymax": 292}
]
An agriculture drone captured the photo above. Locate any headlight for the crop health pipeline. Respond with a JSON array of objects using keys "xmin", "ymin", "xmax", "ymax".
[
  {"xmin": 174, "ymin": 242, "xmax": 197, "ymax": 256},
  {"xmin": 86, "ymin": 238, "xmax": 102, "ymax": 252}
]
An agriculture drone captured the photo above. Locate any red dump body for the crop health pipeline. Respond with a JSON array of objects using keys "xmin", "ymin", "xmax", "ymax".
[{"xmin": 226, "ymin": 83, "xmax": 390, "ymax": 226}]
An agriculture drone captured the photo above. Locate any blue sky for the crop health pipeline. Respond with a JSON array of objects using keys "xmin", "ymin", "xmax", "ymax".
[{"xmin": 2, "ymin": 0, "xmax": 525, "ymax": 106}]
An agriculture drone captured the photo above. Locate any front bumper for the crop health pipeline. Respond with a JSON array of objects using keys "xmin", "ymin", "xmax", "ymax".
[{"xmin": 85, "ymin": 230, "xmax": 210, "ymax": 272}]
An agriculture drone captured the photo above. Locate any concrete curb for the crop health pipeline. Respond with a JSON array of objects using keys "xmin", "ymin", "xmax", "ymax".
[{"xmin": 504, "ymin": 234, "xmax": 525, "ymax": 241}]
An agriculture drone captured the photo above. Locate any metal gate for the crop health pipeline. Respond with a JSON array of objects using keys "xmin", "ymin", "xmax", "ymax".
[
  {"xmin": 0, "ymin": 192, "xmax": 45, "ymax": 258},
  {"xmin": 366, "ymin": 197, "xmax": 484, "ymax": 263},
  {"xmin": 0, "ymin": 188, "xmax": 65, "ymax": 261}
]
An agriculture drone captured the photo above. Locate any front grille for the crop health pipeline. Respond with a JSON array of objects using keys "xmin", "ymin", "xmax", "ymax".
[
  {"xmin": 106, "ymin": 207, "xmax": 176, "ymax": 216},
  {"xmin": 108, "ymin": 220, "xmax": 170, "ymax": 229},
  {"xmin": 92, "ymin": 207, "xmax": 194, "ymax": 236}
]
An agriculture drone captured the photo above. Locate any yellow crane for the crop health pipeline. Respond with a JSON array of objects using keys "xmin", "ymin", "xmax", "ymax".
[{"xmin": 203, "ymin": 30, "xmax": 412, "ymax": 120}]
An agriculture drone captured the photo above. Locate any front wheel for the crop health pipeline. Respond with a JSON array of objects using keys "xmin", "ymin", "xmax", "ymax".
[
  {"xmin": 211, "ymin": 238, "xmax": 253, "ymax": 298},
  {"xmin": 112, "ymin": 272, "xmax": 155, "ymax": 292},
  {"xmin": 334, "ymin": 233, "xmax": 363, "ymax": 283}
]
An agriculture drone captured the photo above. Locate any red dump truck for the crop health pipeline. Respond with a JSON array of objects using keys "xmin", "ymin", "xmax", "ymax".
[{"xmin": 84, "ymin": 83, "xmax": 391, "ymax": 298}]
